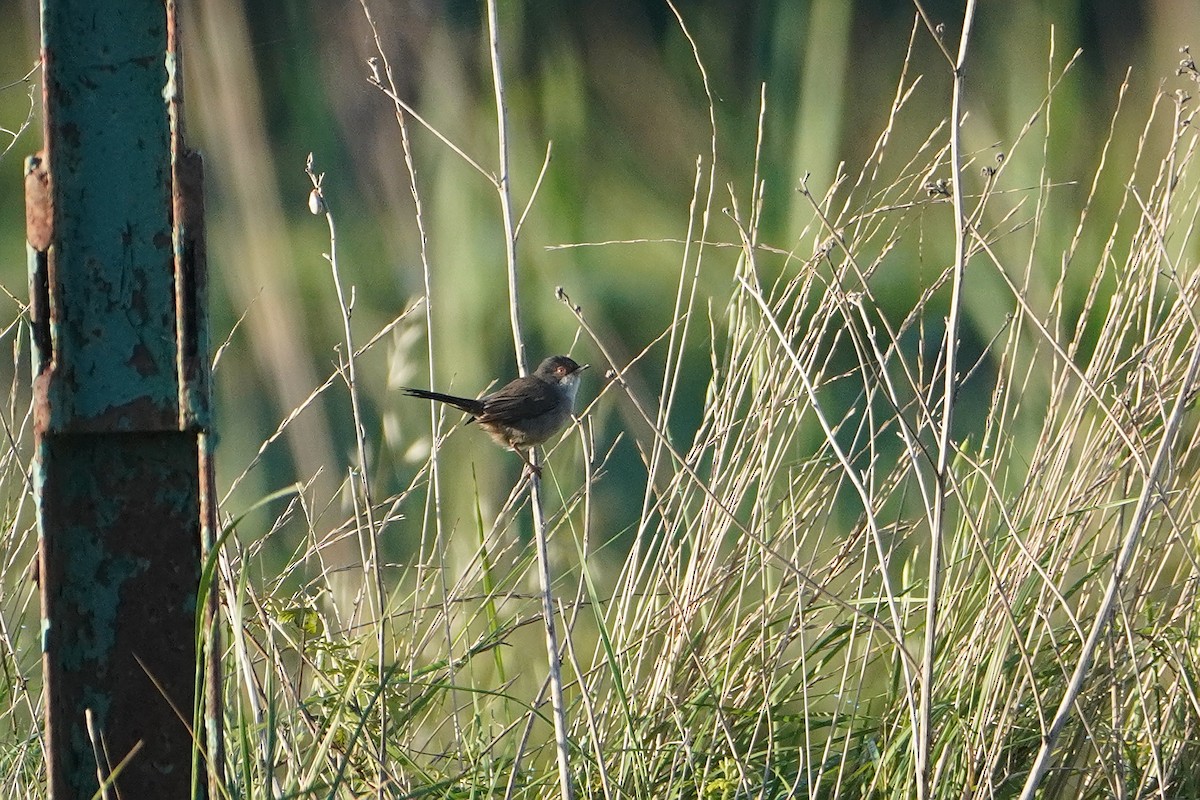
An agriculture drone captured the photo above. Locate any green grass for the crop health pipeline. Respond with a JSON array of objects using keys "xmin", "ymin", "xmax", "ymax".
[{"xmin": 5, "ymin": 4, "xmax": 1200, "ymax": 799}]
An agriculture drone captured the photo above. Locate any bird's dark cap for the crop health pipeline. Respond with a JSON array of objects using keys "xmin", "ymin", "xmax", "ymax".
[{"xmin": 538, "ymin": 354, "xmax": 588, "ymax": 375}]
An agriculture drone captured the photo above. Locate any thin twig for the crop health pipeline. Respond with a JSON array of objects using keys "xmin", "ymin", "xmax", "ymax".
[
  {"xmin": 1015, "ymin": 170, "xmax": 1200, "ymax": 800},
  {"xmin": 910, "ymin": 0, "xmax": 956, "ymax": 67},
  {"xmin": 918, "ymin": 2, "xmax": 977, "ymax": 795},
  {"xmin": 358, "ymin": 0, "xmax": 465, "ymax": 764},
  {"xmin": 484, "ymin": 3, "xmax": 574, "ymax": 798},
  {"xmin": 305, "ymin": 154, "xmax": 389, "ymax": 798},
  {"xmin": 515, "ymin": 140, "xmax": 554, "ymax": 240},
  {"xmin": 556, "ymin": 287, "xmax": 918, "ymax": 665},
  {"xmin": 365, "ymin": 75, "xmax": 496, "ymax": 184}
]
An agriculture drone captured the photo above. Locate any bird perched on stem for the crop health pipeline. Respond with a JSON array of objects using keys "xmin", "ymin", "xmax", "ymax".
[{"xmin": 402, "ymin": 355, "xmax": 588, "ymax": 476}]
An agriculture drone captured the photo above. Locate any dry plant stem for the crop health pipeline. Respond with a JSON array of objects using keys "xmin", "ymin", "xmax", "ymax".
[
  {"xmin": 525, "ymin": 483, "xmax": 573, "ymax": 800},
  {"xmin": 1018, "ymin": 317, "xmax": 1200, "ymax": 798},
  {"xmin": 222, "ymin": 307, "xmax": 415, "ymax": 504},
  {"xmin": 485, "ymin": 2, "xmax": 573, "ymax": 798},
  {"xmin": 909, "ymin": 0, "xmax": 956, "ymax": 67},
  {"xmin": 305, "ymin": 159, "xmax": 389, "ymax": 796},
  {"xmin": 85, "ymin": 708, "xmax": 112, "ymax": 798},
  {"xmin": 364, "ymin": 76, "xmax": 493, "ymax": 181},
  {"xmin": 219, "ymin": 553, "xmax": 284, "ymax": 798},
  {"xmin": 633, "ymin": 157, "xmax": 705, "ymax": 558},
  {"xmin": 558, "ymin": 289, "xmax": 915, "ymax": 664},
  {"xmin": 0, "ymin": 61, "xmax": 37, "ymax": 162},
  {"xmin": 1015, "ymin": 190, "xmax": 1200, "ymax": 800},
  {"xmin": 734, "ymin": 273, "xmax": 922, "ymax": 711},
  {"xmin": 650, "ymin": 1, "xmax": 717, "ymax": 512},
  {"xmin": 487, "ymin": 0, "xmax": 527, "ymax": 376},
  {"xmin": 356, "ymin": 0, "xmax": 464, "ymax": 760},
  {"xmin": 918, "ymin": 2, "xmax": 977, "ymax": 794},
  {"xmin": 515, "ymin": 141, "xmax": 554, "ymax": 239},
  {"xmin": 621, "ymin": 4, "xmax": 717, "ymax": 666}
]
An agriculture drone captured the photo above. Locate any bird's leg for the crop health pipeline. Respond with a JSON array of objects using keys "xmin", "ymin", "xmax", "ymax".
[{"xmin": 513, "ymin": 446, "xmax": 542, "ymax": 477}]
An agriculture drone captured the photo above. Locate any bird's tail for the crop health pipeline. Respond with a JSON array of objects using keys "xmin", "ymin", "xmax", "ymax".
[{"xmin": 401, "ymin": 388, "xmax": 485, "ymax": 418}]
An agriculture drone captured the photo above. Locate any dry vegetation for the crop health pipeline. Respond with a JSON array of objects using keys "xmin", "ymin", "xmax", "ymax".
[{"xmin": 4, "ymin": 3, "xmax": 1200, "ymax": 799}]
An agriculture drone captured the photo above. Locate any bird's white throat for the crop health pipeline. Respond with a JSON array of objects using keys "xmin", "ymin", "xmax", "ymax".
[{"xmin": 561, "ymin": 374, "xmax": 581, "ymax": 406}]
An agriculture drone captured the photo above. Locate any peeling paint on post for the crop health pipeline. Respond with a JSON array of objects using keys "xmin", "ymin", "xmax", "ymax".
[{"xmin": 27, "ymin": 1, "xmax": 217, "ymax": 798}]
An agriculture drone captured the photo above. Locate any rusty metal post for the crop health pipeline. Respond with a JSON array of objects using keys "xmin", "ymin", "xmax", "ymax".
[{"xmin": 26, "ymin": 1, "xmax": 217, "ymax": 797}]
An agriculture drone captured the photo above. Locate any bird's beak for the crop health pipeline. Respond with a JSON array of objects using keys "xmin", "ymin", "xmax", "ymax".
[{"xmin": 577, "ymin": 363, "xmax": 590, "ymax": 373}]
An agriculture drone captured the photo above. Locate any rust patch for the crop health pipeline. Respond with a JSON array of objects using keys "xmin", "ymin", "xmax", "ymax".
[
  {"xmin": 32, "ymin": 372, "xmax": 53, "ymax": 437},
  {"xmin": 66, "ymin": 396, "xmax": 176, "ymax": 434},
  {"xmin": 128, "ymin": 342, "xmax": 159, "ymax": 377},
  {"xmin": 25, "ymin": 153, "xmax": 52, "ymax": 251}
]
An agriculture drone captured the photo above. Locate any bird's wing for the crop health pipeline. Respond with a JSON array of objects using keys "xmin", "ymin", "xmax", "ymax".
[{"xmin": 479, "ymin": 376, "xmax": 558, "ymax": 423}]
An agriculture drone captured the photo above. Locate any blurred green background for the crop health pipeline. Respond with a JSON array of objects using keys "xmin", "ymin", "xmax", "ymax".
[{"xmin": 0, "ymin": 0, "xmax": 1196, "ymax": 563}]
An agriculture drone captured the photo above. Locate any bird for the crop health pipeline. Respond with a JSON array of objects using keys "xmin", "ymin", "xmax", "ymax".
[{"xmin": 401, "ymin": 355, "xmax": 588, "ymax": 476}]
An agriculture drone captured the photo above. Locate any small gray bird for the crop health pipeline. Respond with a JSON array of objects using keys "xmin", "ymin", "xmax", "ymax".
[{"xmin": 402, "ymin": 355, "xmax": 588, "ymax": 475}]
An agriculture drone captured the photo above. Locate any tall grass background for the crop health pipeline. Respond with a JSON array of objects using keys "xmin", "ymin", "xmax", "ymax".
[{"xmin": 2, "ymin": 1, "xmax": 1200, "ymax": 797}]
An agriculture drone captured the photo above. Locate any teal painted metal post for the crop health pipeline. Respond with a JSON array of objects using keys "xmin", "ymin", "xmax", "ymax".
[{"xmin": 25, "ymin": 1, "xmax": 217, "ymax": 798}]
